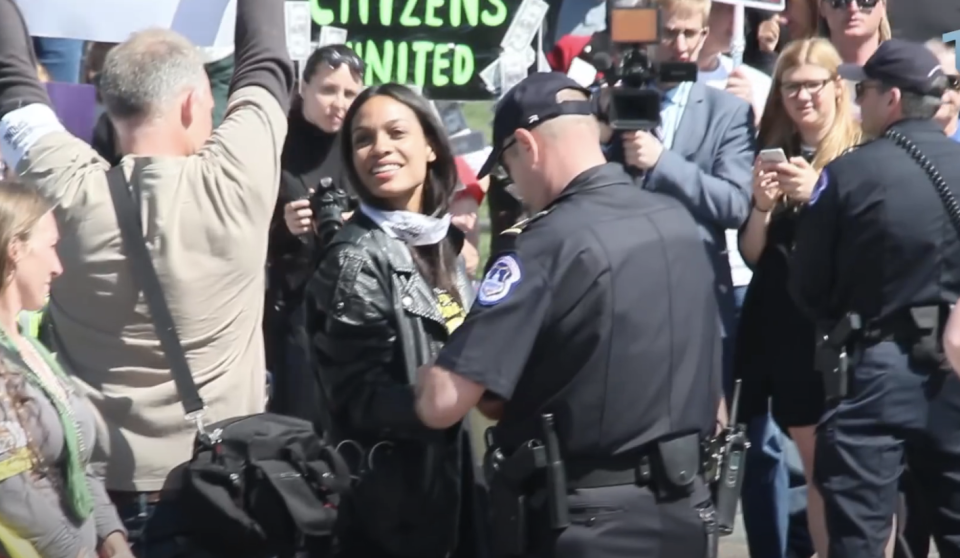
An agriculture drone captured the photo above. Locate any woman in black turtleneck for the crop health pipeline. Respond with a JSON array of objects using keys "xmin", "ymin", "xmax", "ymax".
[{"xmin": 265, "ymin": 44, "xmax": 364, "ymax": 425}]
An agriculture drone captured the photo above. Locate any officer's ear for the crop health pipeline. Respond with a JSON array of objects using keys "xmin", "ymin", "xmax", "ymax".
[
  {"xmin": 888, "ymin": 87, "xmax": 902, "ymax": 108},
  {"xmin": 513, "ymin": 129, "xmax": 538, "ymax": 164}
]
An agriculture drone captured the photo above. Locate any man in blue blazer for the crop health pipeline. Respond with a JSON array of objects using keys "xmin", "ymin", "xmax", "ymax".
[{"xmin": 619, "ymin": 18, "xmax": 755, "ymax": 374}]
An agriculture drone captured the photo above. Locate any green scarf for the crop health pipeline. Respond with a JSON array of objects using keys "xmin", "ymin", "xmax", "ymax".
[{"xmin": 0, "ymin": 330, "xmax": 93, "ymax": 521}]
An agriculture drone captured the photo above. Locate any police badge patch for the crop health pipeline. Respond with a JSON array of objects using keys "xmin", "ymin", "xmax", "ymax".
[
  {"xmin": 477, "ymin": 254, "xmax": 523, "ymax": 306},
  {"xmin": 809, "ymin": 168, "xmax": 830, "ymax": 206}
]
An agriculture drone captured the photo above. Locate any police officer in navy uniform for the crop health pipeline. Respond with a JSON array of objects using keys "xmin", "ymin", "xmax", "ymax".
[
  {"xmin": 413, "ymin": 71, "xmax": 723, "ymax": 557},
  {"xmin": 789, "ymin": 39, "xmax": 960, "ymax": 558}
]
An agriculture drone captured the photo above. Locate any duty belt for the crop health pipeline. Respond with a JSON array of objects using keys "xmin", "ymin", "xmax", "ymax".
[
  {"xmin": 564, "ymin": 436, "xmax": 708, "ymax": 493},
  {"xmin": 565, "ymin": 452, "xmax": 658, "ymax": 489}
]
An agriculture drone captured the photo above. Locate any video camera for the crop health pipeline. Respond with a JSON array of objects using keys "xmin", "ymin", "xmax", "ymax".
[{"xmin": 597, "ymin": 0, "xmax": 699, "ymax": 130}]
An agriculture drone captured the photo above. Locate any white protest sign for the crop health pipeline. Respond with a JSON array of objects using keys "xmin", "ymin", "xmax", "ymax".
[
  {"xmin": 711, "ymin": 0, "xmax": 783, "ymax": 67},
  {"xmin": 284, "ymin": 1, "xmax": 313, "ymax": 61},
  {"xmin": 499, "ymin": 51, "xmax": 527, "ymax": 96},
  {"xmin": 711, "ymin": 0, "xmax": 784, "ymax": 10},
  {"xmin": 501, "ymin": 0, "xmax": 550, "ymax": 54},
  {"xmin": 16, "ymin": 0, "xmax": 236, "ymax": 47},
  {"xmin": 536, "ymin": 25, "xmax": 550, "ymax": 73},
  {"xmin": 567, "ymin": 57, "xmax": 598, "ymax": 86},
  {"xmin": 479, "ymin": 59, "xmax": 501, "ymax": 94},
  {"xmin": 318, "ymin": 26, "xmax": 349, "ymax": 47}
]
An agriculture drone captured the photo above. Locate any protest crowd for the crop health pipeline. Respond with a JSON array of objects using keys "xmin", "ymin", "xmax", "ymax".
[{"xmin": 2, "ymin": 0, "xmax": 960, "ymax": 557}]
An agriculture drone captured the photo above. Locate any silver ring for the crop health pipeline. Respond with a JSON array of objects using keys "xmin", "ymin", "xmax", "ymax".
[
  {"xmin": 335, "ymin": 439, "xmax": 364, "ymax": 454},
  {"xmin": 366, "ymin": 441, "xmax": 395, "ymax": 471}
]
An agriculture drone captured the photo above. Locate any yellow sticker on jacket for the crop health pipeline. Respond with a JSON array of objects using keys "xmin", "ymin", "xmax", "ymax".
[
  {"xmin": 0, "ymin": 421, "xmax": 32, "ymax": 482},
  {"xmin": 437, "ymin": 291, "xmax": 466, "ymax": 334}
]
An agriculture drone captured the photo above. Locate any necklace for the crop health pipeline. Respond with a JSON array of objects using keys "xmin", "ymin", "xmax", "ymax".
[
  {"xmin": 0, "ymin": 325, "xmax": 94, "ymax": 519},
  {"xmin": 0, "ymin": 330, "xmax": 88, "ymax": 465}
]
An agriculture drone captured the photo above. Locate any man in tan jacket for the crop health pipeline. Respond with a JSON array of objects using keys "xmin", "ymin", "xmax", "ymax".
[{"xmin": 0, "ymin": 0, "xmax": 295, "ymax": 553}]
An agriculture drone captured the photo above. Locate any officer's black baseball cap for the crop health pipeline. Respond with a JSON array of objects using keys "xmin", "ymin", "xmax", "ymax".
[
  {"xmin": 476, "ymin": 72, "xmax": 593, "ymax": 179},
  {"xmin": 838, "ymin": 38, "xmax": 946, "ymax": 95}
]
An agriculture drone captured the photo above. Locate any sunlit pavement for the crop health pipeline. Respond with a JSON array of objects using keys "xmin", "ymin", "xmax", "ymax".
[
  {"xmin": 718, "ymin": 511, "xmax": 940, "ymax": 558},
  {"xmin": 719, "ymin": 511, "xmax": 749, "ymax": 558}
]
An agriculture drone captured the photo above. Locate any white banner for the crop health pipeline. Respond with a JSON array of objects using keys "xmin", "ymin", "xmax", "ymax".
[
  {"xmin": 712, "ymin": 0, "xmax": 784, "ymax": 11},
  {"xmin": 16, "ymin": 0, "xmax": 236, "ymax": 47}
]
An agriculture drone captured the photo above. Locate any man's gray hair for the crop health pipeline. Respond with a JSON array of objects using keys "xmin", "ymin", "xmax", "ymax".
[
  {"xmin": 899, "ymin": 75, "xmax": 948, "ymax": 121},
  {"xmin": 98, "ymin": 29, "xmax": 208, "ymax": 121}
]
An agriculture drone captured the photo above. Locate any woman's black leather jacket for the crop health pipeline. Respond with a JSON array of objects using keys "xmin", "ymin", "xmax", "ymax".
[{"xmin": 304, "ymin": 211, "xmax": 475, "ymax": 558}]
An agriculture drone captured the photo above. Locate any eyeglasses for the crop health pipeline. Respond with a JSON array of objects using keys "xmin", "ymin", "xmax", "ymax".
[
  {"xmin": 823, "ymin": 0, "xmax": 880, "ymax": 9},
  {"xmin": 854, "ymin": 81, "xmax": 886, "ymax": 98},
  {"xmin": 781, "ymin": 79, "xmax": 832, "ymax": 96},
  {"xmin": 661, "ymin": 27, "xmax": 707, "ymax": 43},
  {"xmin": 947, "ymin": 75, "xmax": 960, "ymax": 91},
  {"xmin": 322, "ymin": 49, "xmax": 365, "ymax": 75},
  {"xmin": 498, "ymin": 137, "xmax": 518, "ymax": 171}
]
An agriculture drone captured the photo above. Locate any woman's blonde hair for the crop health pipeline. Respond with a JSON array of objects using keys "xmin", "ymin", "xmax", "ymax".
[
  {"xmin": 0, "ymin": 179, "xmax": 54, "ymax": 477},
  {"xmin": 816, "ymin": 0, "xmax": 892, "ymax": 42},
  {"xmin": 758, "ymin": 38, "xmax": 862, "ymax": 170},
  {"xmin": 0, "ymin": 179, "xmax": 55, "ymax": 288}
]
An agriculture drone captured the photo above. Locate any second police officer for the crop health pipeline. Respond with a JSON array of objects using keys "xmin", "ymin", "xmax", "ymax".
[
  {"xmin": 790, "ymin": 39, "xmax": 960, "ymax": 558},
  {"xmin": 413, "ymin": 72, "xmax": 724, "ymax": 557}
]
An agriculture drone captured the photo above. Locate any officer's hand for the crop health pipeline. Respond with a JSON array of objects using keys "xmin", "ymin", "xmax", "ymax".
[
  {"xmin": 622, "ymin": 130, "xmax": 664, "ymax": 171},
  {"xmin": 725, "ymin": 68, "xmax": 754, "ymax": 108},
  {"xmin": 284, "ymin": 196, "xmax": 314, "ymax": 236},
  {"xmin": 752, "ymin": 157, "xmax": 780, "ymax": 211},
  {"xmin": 774, "ymin": 157, "xmax": 819, "ymax": 203}
]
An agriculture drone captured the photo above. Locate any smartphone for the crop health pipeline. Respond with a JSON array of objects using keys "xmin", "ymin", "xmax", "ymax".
[{"xmin": 758, "ymin": 148, "xmax": 788, "ymax": 163}]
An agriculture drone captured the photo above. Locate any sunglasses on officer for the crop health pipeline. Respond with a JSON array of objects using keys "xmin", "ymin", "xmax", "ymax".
[
  {"xmin": 947, "ymin": 75, "xmax": 960, "ymax": 91},
  {"xmin": 822, "ymin": 0, "xmax": 880, "ymax": 9},
  {"xmin": 854, "ymin": 81, "xmax": 887, "ymax": 99}
]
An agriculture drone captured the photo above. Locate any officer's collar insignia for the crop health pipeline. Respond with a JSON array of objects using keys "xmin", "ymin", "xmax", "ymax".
[
  {"xmin": 530, "ymin": 207, "xmax": 555, "ymax": 223},
  {"xmin": 477, "ymin": 253, "xmax": 523, "ymax": 307},
  {"xmin": 501, "ymin": 207, "xmax": 554, "ymax": 237},
  {"xmin": 809, "ymin": 168, "xmax": 830, "ymax": 206},
  {"xmin": 840, "ymin": 144, "xmax": 863, "ymax": 157}
]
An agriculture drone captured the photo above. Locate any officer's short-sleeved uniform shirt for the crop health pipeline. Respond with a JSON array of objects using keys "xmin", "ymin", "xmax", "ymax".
[
  {"xmin": 436, "ymin": 163, "xmax": 722, "ymax": 456},
  {"xmin": 790, "ymin": 119, "xmax": 960, "ymax": 324}
]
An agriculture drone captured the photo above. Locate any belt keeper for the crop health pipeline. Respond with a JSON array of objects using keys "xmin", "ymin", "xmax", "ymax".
[{"xmin": 638, "ymin": 455, "xmax": 652, "ymax": 483}]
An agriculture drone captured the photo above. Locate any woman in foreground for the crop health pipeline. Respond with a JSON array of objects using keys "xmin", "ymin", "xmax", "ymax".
[
  {"xmin": 305, "ymin": 84, "xmax": 480, "ymax": 558},
  {"xmin": 0, "ymin": 179, "xmax": 129, "ymax": 558}
]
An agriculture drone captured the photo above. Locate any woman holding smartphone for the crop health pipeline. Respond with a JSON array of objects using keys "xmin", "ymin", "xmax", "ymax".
[{"xmin": 734, "ymin": 37, "xmax": 861, "ymax": 558}]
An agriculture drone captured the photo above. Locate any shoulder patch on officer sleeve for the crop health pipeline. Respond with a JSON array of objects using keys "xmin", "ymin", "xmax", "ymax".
[
  {"xmin": 0, "ymin": 421, "xmax": 32, "ymax": 482},
  {"xmin": 477, "ymin": 254, "xmax": 523, "ymax": 306},
  {"xmin": 809, "ymin": 168, "xmax": 831, "ymax": 206}
]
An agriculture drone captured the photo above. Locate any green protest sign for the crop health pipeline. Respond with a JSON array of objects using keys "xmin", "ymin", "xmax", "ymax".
[{"xmin": 309, "ymin": 0, "xmax": 543, "ymax": 100}]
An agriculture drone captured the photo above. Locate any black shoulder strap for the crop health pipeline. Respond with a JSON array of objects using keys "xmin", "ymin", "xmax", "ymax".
[
  {"xmin": 105, "ymin": 165, "xmax": 206, "ymax": 419},
  {"xmin": 883, "ymin": 129, "xmax": 960, "ymax": 239}
]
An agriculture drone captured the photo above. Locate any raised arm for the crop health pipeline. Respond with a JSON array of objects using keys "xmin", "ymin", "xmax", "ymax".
[
  {"xmin": 0, "ymin": 0, "xmax": 106, "ymax": 206},
  {"xmin": 644, "ymin": 101, "xmax": 756, "ymax": 230},
  {"xmin": 197, "ymin": 0, "xmax": 296, "ymax": 229}
]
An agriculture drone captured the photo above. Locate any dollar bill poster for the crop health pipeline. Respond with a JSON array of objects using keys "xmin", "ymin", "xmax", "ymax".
[{"xmin": 308, "ymin": 0, "xmax": 560, "ymax": 100}]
